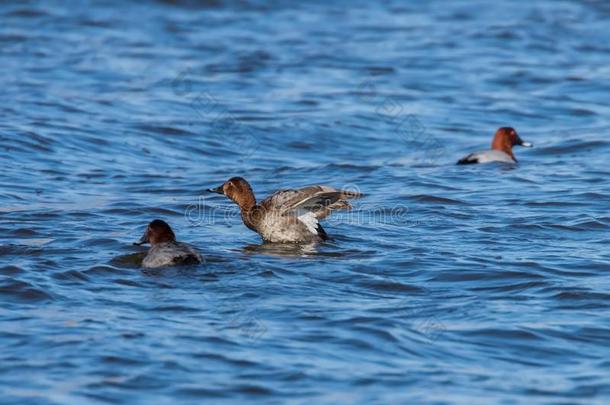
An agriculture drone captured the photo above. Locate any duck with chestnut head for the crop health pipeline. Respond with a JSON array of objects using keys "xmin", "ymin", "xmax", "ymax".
[
  {"xmin": 207, "ymin": 177, "xmax": 361, "ymax": 243},
  {"xmin": 458, "ymin": 127, "xmax": 533, "ymax": 164},
  {"xmin": 134, "ymin": 219, "xmax": 203, "ymax": 268}
]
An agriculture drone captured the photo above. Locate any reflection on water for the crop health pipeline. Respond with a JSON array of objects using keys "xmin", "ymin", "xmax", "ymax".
[
  {"xmin": 242, "ymin": 242, "xmax": 321, "ymax": 257},
  {"xmin": 241, "ymin": 240, "xmax": 373, "ymax": 259}
]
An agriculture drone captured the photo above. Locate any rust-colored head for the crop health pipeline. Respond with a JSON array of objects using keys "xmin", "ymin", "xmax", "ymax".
[
  {"xmin": 491, "ymin": 127, "xmax": 533, "ymax": 158},
  {"xmin": 135, "ymin": 219, "xmax": 176, "ymax": 245},
  {"xmin": 207, "ymin": 176, "xmax": 256, "ymax": 209}
]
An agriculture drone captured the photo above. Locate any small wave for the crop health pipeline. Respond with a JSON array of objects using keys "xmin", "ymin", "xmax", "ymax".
[
  {"xmin": 0, "ymin": 266, "xmax": 23, "ymax": 275},
  {"xmin": 0, "ymin": 279, "xmax": 53, "ymax": 302},
  {"xmin": 541, "ymin": 139, "xmax": 610, "ymax": 155},
  {"xmin": 410, "ymin": 195, "xmax": 465, "ymax": 205},
  {"xmin": 51, "ymin": 269, "xmax": 90, "ymax": 283}
]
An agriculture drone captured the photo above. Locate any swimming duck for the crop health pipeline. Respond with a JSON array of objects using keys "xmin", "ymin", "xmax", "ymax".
[
  {"xmin": 457, "ymin": 127, "xmax": 533, "ymax": 164},
  {"xmin": 207, "ymin": 177, "xmax": 361, "ymax": 243},
  {"xmin": 134, "ymin": 219, "xmax": 203, "ymax": 268}
]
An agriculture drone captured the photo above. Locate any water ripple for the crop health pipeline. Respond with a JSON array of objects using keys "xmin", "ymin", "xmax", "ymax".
[{"xmin": 1, "ymin": 0, "xmax": 610, "ymax": 403}]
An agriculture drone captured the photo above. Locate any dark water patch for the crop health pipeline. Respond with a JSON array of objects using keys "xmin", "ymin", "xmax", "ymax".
[
  {"xmin": 113, "ymin": 278, "xmax": 145, "ymax": 287},
  {"xmin": 2, "ymin": 0, "xmax": 610, "ymax": 402},
  {"xmin": 0, "ymin": 244, "xmax": 46, "ymax": 257},
  {"xmin": 147, "ymin": 304, "xmax": 200, "ymax": 312},
  {"xmin": 190, "ymin": 351, "xmax": 260, "ymax": 368},
  {"xmin": 51, "ymin": 269, "xmax": 90, "ymax": 283},
  {"xmin": 0, "ymin": 279, "xmax": 53, "ymax": 303},
  {"xmin": 472, "ymin": 280, "xmax": 549, "ymax": 294},
  {"xmin": 0, "ymin": 266, "xmax": 23, "ymax": 276},
  {"xmin": 553, "ymin": 290, "xmax": 610, "ymax": 303},
  {"xmin": 9, "ymin": 228, "xmax": 39, "ymax": 237},
  {"xmin": 409, "ymin": 195, "xmax": 465, "ymax": 205},
  {"xmin": 5, "ymin": 8, "xmax": 51, "ymax": 18},
  {"xmin": 83, "ymin": 265, "xmax": 131, "ymax": 276},
  {"xmin": 524, "ymin": 200, "xmax": 589, "ymax": 207},
  {"xmin": 236, "ymin": 384, "xmax": 275, "ymax": 396},
  {"xmin": 361, "ymin": 280, "xmax": 425, "ymax": 294},
  {"xmin": 133, "ymin": 124, "xmax": 196, "ymax": 137},
  {"xmin": 81, "ymin": 238, "xmax": 121, "ymax": 247},
  {"xmin": 101, "ymin": 355, "xmax": 149, "ymax": 366},
  {"xmin": 174, "ymin": 386, "xmax": 228, "ymax": 398},
  {"xmin": 541, "ymin": 139, "xmax": 610, "ymax": 155},
  {"xmin": 432, "ymin": 270, "xmax": 546, "ymax": 283}
]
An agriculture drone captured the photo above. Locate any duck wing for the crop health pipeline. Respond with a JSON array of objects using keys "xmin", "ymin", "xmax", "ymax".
[{"xmin": 261, "ymin": 186, "xmax": 362, "ymax": 220}]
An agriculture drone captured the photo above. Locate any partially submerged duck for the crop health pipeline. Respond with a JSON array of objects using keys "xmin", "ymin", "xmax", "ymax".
[
  {"xmin": 207, "ymin": 177, "xmax": 361, "ymax": 243},
  {"xmin": 134, "ymin": 219, "xmax": 203, "ymax": 268},
  {"xmin": 458, "ymin": 127, "xmax": 533, "ymax": 164}
]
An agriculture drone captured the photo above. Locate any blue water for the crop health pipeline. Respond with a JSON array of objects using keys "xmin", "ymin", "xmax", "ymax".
[{"xmin": 2, "ymin": 0, "xmax": 610, "ymax": 403}]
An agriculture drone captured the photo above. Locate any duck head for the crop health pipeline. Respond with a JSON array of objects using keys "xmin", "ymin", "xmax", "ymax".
[
  {"xmin": 134, "ymin": 219, "xmax": 176, "ymax": 246},
  {"xmin": 207, "ymin": 177, "xmax": 256, "ymax": 209},
  {"xmin": 491, "ymin": 127, "xmax": 533, "ymax": 158}
]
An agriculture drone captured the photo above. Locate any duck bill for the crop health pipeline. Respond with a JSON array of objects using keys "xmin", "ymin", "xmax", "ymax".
[
  {"xmin": 133, "ymin": 230, "xmax": 149, "ymax": 246},
  {"xmin": 206, "ymin": 185, "xmax": 224, "ymax": 194},
  {"xmin": 519, "ymin": 139, "xmax": 533, "ymax": 148}
]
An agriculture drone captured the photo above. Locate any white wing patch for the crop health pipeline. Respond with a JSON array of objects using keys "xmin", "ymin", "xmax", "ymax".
[{"xmin": 297, "ymin": 211, "xmax": 319, "ymax": 235}]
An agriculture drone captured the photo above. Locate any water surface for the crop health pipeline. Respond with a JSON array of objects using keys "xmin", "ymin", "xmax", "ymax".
[{"xmin": 2, "ymin": 0, "xmax": 610, "ymax": 403}]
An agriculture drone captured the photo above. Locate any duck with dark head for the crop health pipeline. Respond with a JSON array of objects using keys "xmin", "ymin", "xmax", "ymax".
[
  {"xmin": 134, "ymin": 219, "xmax": 203, "ymax": 268},
  {"xmin": 207, "ymin": 177, "xmax": 362, "ymax": 243},
  {"xmin": 458, "ymin": 127, "xmax": 533, "ymax": 164}
]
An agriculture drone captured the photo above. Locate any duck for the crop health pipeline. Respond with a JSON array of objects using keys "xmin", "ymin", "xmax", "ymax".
[
  {"xmin": 134, "ymin": 219, "xmax": 203, "ymax": 268},
  {"xmin": 207, "ymin": 177, "xmax": 361, "ymax": 243},
  {"xmin": 457, "ymin": 127, "xmax": 533, "ymax": 164}
]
